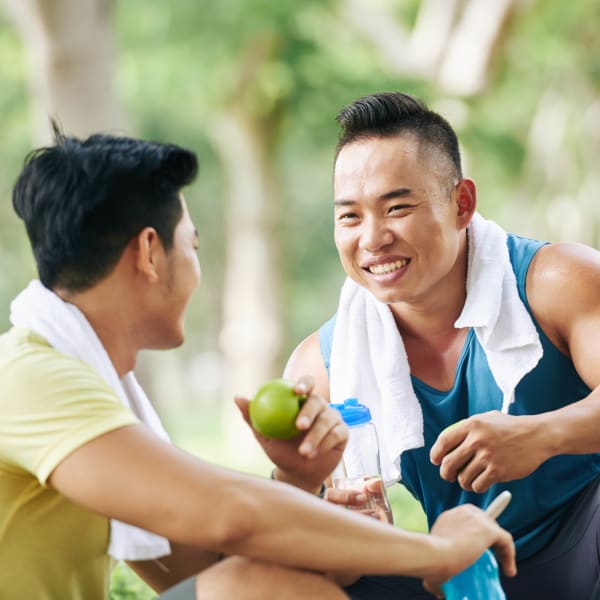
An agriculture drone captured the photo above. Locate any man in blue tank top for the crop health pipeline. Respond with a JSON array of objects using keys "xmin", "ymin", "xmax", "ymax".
[{"xmin": 264, "ymin": 92, "xmax": 600, "ymax": 599}]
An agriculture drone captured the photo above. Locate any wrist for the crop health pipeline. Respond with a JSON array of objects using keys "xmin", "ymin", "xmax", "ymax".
[
  {"xmin": 421, "ymin": 534, "xmax": 455, "ymax": 581},
  {"xmin": 271, "ymin": 467, "xmax": 326, "ymax": 498},
  {"xmin": 527, "ymin": 413, "xmax": 562, "ymax": 459}
]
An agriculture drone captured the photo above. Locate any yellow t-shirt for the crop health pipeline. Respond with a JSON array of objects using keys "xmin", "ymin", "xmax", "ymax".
[{"xmin": 0, "ymin": 327, "xmax": 140, "ymax": 600}]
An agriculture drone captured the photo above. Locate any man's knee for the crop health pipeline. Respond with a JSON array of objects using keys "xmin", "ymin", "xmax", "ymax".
[{"xmin": 194, "ymin": 556, "xmax": 349, "ymax": 600}]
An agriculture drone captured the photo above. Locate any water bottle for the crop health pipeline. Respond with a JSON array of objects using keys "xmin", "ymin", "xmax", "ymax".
[
  {"xmin": 441, "ymin": 549, "xmax": 506, "ymax": 599},
  {"xmin": 441, "ymin": 489, "xmax": 512, "ymax": 599},
  {"xmin": 331, "ymin": 398, "xmax": 393, "ymax": 524}
]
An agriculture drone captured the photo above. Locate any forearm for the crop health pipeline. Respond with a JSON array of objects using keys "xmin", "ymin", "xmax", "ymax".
[
  {"xmin": 128, "ymin": 465, "xmax": 450, "ymax": 580},
  {"xmin": 545, "ymin": 388, "xmax": 600, "ymax": 456},
  {"xmin": 49, "ymin": 425, "xmax": 457, "ymax": 580},
  {"xmin": 127, "ymin": 543, "xmax": 221, "ymax": 592},
  {"xmin": 197, "ymin": 473, "xmax": 451, "ymax": 579},
  {"xmin": 271, "ymin": 465, "xmax": 324, "ymax": 495},
  {"xmin": 124, "ymin": 459, "xmax": 451, "ymax": 579}
]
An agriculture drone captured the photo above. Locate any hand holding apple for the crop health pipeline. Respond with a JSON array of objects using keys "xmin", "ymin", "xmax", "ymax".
[
  {"xmin": 235, "ymin": 375, "xmax": 349, "ymax": 493},
  {"xmin": 249, "ymin": 378, "xmax": 307, "ymax": 440}
]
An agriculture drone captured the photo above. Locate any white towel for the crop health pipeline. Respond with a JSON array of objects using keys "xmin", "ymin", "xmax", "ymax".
[
  {"xmin": 10, "ymin": 280, "xmax": 171, "ymax": 561},
  {"xmin": 329, "ymin": 213, "xmax": 543, "ymax": 485},
  {"xmin": 456, "ymin": 213, "xmax": 543, "ymax": 412}
]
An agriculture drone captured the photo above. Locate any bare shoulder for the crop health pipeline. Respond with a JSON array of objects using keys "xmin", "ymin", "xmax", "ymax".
[
  {"xmin": 527, "ymin": 242, "xmax": 600, "ymax": 352},
  {"xmin": 283, "ymin": 331, "xmax": 330, "ymax": 400}
]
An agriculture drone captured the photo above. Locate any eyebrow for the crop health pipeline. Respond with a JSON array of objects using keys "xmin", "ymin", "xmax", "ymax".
[
  {"xmin": 334, "ymin": 187, "xmax": 413, "ymax": 206},
  {"xmin": 380, "ymin": 187, "xmax": 413, "ymax": 200}
]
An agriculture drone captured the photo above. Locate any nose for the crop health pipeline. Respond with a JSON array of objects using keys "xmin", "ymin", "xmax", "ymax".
[{"xmin": 358, "ymin": 216, "xmax": 394, "ymax": 252}]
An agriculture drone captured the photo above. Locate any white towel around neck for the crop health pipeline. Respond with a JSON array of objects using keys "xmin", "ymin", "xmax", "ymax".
[
  {"xmin": 329, "ymin": 212, "xmax": 543, "ymax": 485},
  {"xmin": 10, "ymin": 280, "xmax": 171, "ymax": 560}
]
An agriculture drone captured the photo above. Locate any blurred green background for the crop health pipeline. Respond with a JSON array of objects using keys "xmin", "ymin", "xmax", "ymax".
[{"xmin": 0, "ymin": 0, "xmax": 598, "ymax": 597}]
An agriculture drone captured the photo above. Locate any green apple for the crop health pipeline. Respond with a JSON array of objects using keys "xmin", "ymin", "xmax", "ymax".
[{"xmin": 249, "ymin": 378, "xmax": 307, "ymax": 439}]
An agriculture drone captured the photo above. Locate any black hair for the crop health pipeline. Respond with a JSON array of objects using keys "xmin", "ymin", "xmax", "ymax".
[
  {"xmin": 335, "ymin": 92, "xmax": 463, "ymax": 182},
  {"xmin": 12, "ymin": 124, "xmax": 198, "ymax": 292}
]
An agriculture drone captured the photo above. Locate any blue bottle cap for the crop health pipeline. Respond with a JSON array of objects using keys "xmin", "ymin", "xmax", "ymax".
[{"xmin": 331, "ymin": 398, "xmax": 372, "ymax": 426}]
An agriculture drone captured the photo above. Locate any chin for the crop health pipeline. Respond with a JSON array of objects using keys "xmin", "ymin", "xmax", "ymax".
[
  {"xmin": 368, "ymin": 288, "xmax": 408, "ymax": 305},
  {"xmin": 150, "ymin": 329, "xmax": 185, "ymax": 350},
  {"xmin": 169, "ymin": 329, "xmax": 185, "ymax": 349}
]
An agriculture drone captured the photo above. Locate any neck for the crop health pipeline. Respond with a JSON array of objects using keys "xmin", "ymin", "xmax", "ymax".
[
  {"xmin": 55, "ymin": 284, "xmax": 137, "ymax": 378},
  {"xmin": 390, "ymin": 232, "xmax": 469, "ymax": 342}
]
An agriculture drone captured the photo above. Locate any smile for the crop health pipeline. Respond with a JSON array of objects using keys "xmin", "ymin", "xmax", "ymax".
[{"xmin": 367, "ymin": 259, "xmax": 409, "ymax": 275}]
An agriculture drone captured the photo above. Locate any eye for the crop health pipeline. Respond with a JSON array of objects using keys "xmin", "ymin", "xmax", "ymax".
[
  {"xmin": 387, "ymin": 204, "xmax": 412, "ymax": 216},
  {"xmin": 337, "ymin": 211, "xmax": 358, "ymax": 221}
]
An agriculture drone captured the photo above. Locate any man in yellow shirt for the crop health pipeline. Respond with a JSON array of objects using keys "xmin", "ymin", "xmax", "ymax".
[
  {"xmin": 0, "ymin": 125, "xmax": 515, "ymax": 599},
  {"xmin": 0, "ymin": 330, "xmax": 138, "ymax": 599}
]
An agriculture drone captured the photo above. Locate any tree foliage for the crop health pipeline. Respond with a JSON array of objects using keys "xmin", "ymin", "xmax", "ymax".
[
  {"xmin": 0, "ymin": 0, "xmax": 598, "ymax": 595},
  {"xmin": 0, "ymin": 0, "xmax": 598, "ymax": 437}
]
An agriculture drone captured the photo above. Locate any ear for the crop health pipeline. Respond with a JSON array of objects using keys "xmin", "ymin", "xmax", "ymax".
[
  {"xmin": 133, "ymin": 227, "xmax": 164, "ymax": 284},
  {"xmin": 454, "ymin": 178, "xmax": 477, "ymax": 228}
]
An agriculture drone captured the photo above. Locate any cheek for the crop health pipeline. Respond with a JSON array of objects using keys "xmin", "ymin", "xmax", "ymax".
[
  {"xmin": 335, "ymin": 243, "xmax": 352, "ymax": 270},
  {"xmin": 195, "ymin": 262, "xmax": 202, "ymax": 287},
  {"xmin": 177, "ymin": 255, "xmax": 201, "ymax": 302},
  {"xmin": 189, "ymin": 258, "xmax": 202, "ymax": 296},
  {"xmin": 192, "ymin": 255, "xmax": 202, "ymax": 287},
  {"xmin": 334, "ymin": 230, "xmax": 355, "ymax": 258}
]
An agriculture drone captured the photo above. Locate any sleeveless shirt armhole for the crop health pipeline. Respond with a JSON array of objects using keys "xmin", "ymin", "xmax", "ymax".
[
  {"xmin": 318, "ymin": 314, "xmax": 337, "ymax": 376},
  {"xmin": 506, "ymin": 234, "xmax": 548, "ymax": 308}
]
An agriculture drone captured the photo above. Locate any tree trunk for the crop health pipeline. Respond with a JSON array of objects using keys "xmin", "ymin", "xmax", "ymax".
[
  {"xmin": 341, "ymin": 0, "xmax": 519, "ymax": 97},
  {"xmin": 437, "ymin": 0, "xmax": 518, "ymax": 96},
  {"xmin": 208, "ymin": 108, "xmax": 284, "ymax": 461},
  {"xmin": 3, "ymin": 0, "xmax": 124, "ymax": 142}
]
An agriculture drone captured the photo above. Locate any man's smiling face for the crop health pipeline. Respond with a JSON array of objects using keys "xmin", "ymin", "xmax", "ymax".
[{"xmin": 333, "ymin": 134, "xmax": 465, "ymax": 307}]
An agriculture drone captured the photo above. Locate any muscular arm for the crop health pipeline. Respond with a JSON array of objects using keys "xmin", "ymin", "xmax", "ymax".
[
  {"xmin": 48, "ymin": 422, "xmax": 514, "ymax": 585},
  {"xmin": 431, "ymin": 242, "xmax": 600, "ymax": 491},
  {"xmin": 529, "ymin": 242, "xmax": 600, "ymax": 453}
]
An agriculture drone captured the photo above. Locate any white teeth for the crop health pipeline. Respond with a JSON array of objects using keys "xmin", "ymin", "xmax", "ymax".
[{"xmin": 368, "ymin": 259, "xmax": 407, "ymax": 274}]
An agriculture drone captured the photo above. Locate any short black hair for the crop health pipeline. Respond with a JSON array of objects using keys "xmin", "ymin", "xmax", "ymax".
[
  {"xmin": 12, "ymin": 125, "xmax": 198, "ymax": 292},
  {"xmin": 335, "ymin": 92, "xmax": 463, "ymax": 182}
]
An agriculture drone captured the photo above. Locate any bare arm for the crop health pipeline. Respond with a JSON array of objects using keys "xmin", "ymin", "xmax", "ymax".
[
  {"xmin": 431, "ymin": 242, "xmax": 600, "ymax": 491},
  {"xmin": 48, "ymin": 423, "xmax": 515, "ymax": 584},
  {"xmin": 127, "ymin": 544, "xmax": 221, "ymax": 593},
  {"xmin": 532, "ymin": 243, "xmax": 600, "ymax": 452},
  {"xmin": 283, "ymin": 331, "xmax": 331, "ymax": 400}
]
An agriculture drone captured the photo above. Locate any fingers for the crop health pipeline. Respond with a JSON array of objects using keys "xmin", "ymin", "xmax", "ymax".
[
  {"xmin": 438, "ymin": 445, "xmax": 474, "ymax": 483},
  {"xmin": 463, "ymin": 467, "xmax": 495, "ymax": 493},
  {"xmin": 295, "ymin": 396, "xmax": 348, "ymax": 459},
  {"xmin": 324, "ymin": 486, "xmax": 367, "ymax": 507},
  {"xmin": 433, "ymin": 421, "xmax": 485, "ymax": 488},
  {"xmin": 234, "ymin": 396, "xmax": 251, "ymax": 424},
  {"xmin": 364, "ymin": 477, "xmax": 385, "ymax": 494},
  {"xmin": 293, "ymin": 374, "xmax": 314, "ymax": 397},
  {"xmin": 454, "ymin": 457, "xmax": 490, "ymax": 492},
  {"xmin": 430, "ymin": 422, "xmax": 468, "ymax": 466},
  {"xmin": 492, "ymin": 528, "xmax": 517, "ymax": 578},
  {"xmin": 422, "ymin": 579, "xmax": 444, "ymax": 599}
]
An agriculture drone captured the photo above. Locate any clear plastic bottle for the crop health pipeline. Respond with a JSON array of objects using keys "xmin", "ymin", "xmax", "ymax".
[
  {"xmin": 441, "ymin": 549, "xmax": 506, "ymax": 599},
  {"xmin": 331, "ymin": 398, "xmax": 393, "ymax": 524}
]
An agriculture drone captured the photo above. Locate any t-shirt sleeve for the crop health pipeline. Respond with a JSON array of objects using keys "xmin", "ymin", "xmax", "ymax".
[{"xmin": 0, "ymin": 347, "xmax": 140, "ymax": 484}]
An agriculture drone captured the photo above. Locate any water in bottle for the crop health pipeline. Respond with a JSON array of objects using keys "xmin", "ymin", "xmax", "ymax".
[{"xmin": 331, "ymin": 398, "xmax": 393, "ymax": 524}]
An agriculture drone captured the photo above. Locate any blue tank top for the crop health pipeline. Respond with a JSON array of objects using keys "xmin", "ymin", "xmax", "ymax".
[{"xmin": 319, "ymin": 234, "xmax": 598, "ymax": 560}]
